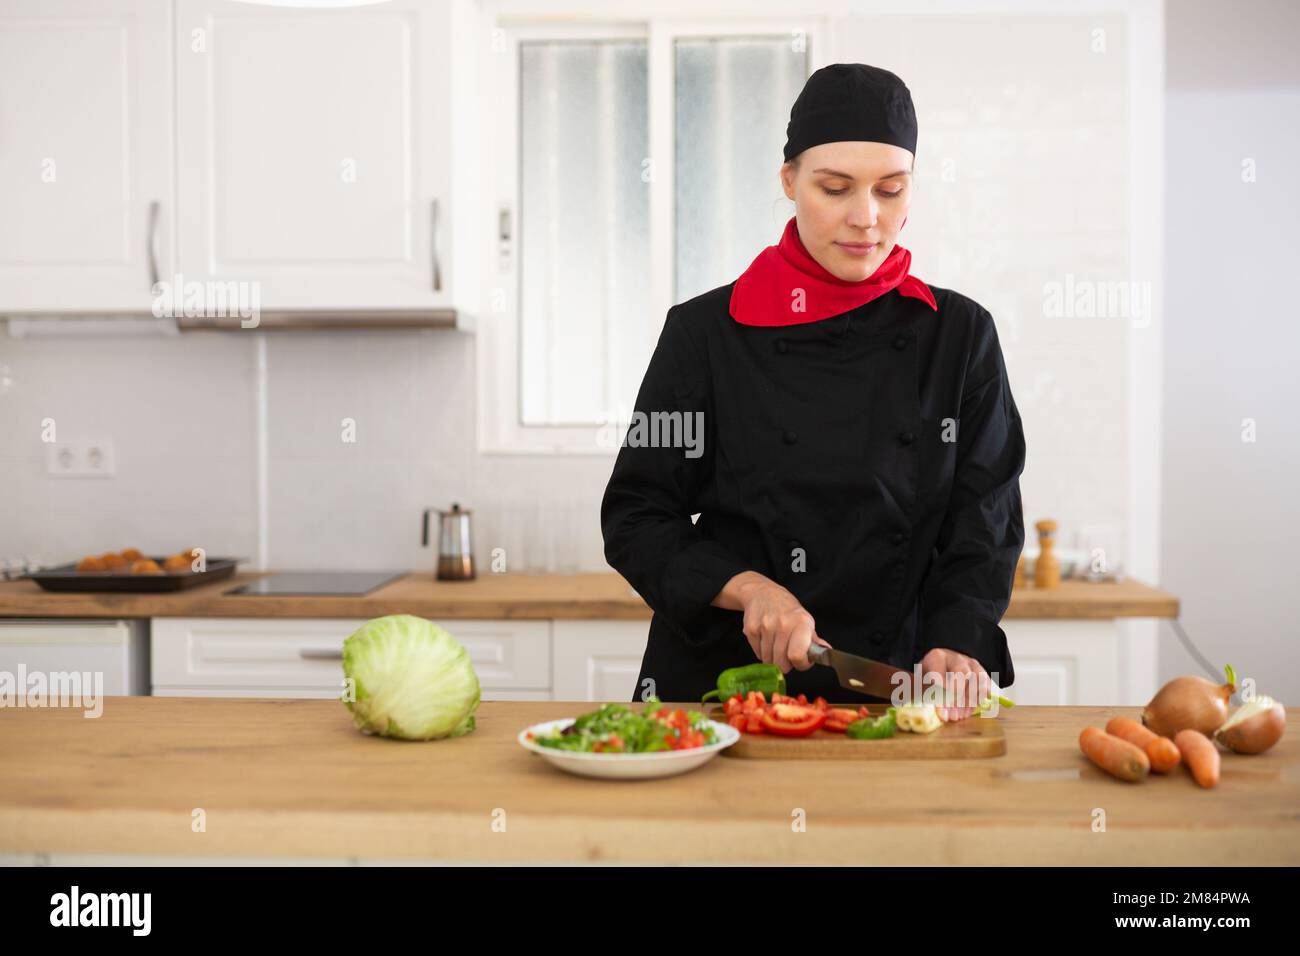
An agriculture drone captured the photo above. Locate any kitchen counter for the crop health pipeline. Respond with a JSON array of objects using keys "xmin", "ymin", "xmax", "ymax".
[
  {"xmin": 0, "ymin": 698, "xmax": 1291, "ymax": 864},
  {"xmin": 0, "ymin": 571, "xmax": 1179, "ymax": 620}
]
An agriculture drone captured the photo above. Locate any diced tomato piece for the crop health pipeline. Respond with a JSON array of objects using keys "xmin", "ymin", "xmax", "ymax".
[
  {"xmin": 745, "ymin": 711, "xmax": 765, "ymax": 734},
  {"xmin": 728, "ymin": 714, "xmax": 746, "ymax": 731},
  {"xmin": 812, "ymin": 696, "xmax": 830, "ymax": 712},
  {"xmin": 823, "ymin": 708, "xmax": 859, "ymax": 732},
  {"xmin": 676, "ymin": 730, "xmax": 705, "ymax": 750},
  {"xmin": 796, "ymin": 694, "xmax": 808, "ymax": 706}
]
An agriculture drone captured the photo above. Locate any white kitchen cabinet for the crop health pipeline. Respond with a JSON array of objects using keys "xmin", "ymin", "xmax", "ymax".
[
  {"xmin": 173, "ymin": 0, "xmax": 478, "ymax": 311},
  {"xmin": 1002, "ymin": 620, "xmax": 1119, "ymax": 706},
  {"xmin": 550, "ymin": 620, "xmax": 649, "ymax": 703},
  {"xmin": 145, "ymin": 615, "xmax": 1116, "ymax": 705},
  {"xmin": 0, "ymin": 620, "xmax": 148, "ymax": 696},
  {"xmin": 0, "ymin": 0, "xmax": 173, "ymax": 312},
  {"xmin": 151, "ymin": 618, "xmax": 549, "ymax": 700}
]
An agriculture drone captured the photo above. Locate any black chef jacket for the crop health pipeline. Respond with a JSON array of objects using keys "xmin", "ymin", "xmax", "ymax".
[{"xmin": 600, "ymin": 281, "xmax": 1026, "ymax": 705}]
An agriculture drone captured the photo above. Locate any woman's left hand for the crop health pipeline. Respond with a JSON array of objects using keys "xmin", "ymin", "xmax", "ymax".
[{"xmin": 918, "ymin": 648, "xmax": 992, "ymax": 722}]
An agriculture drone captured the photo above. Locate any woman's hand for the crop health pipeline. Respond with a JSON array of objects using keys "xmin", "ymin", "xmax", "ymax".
[
  {"xmin": 712, "ymin": 571, "xmax": 830, "ymax": 673},
  {"xmin": 919, "ymin": 647, "xmax": 993, "ymax": 721}
]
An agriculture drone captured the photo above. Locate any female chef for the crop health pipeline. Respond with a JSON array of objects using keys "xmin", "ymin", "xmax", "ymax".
[{"xmin": 600, "ymin": 63, "xmax": 1027, "ymax": 721}]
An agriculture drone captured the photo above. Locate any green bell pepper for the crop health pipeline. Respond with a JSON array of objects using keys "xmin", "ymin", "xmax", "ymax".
[{"xmin": 700, "ymin": 663, "xmax": 787, "ymax": 704}]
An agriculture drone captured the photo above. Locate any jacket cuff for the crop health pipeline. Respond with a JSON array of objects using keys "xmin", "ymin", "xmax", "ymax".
[
  {"xmin": 916, "ymin": 607, "xmax": 1015, "ymax": 689},
  {"xmin": 662, "ymin": 540, "xmax": 750, "ymax": 611},
  {"xmin": 657, "ymin": 541, "xmax": 750, "ymax": 642}
]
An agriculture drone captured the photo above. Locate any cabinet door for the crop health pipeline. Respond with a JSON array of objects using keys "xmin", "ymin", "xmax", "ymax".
[
  {"xmin": 151, "ymin": 618, "xmax": 550, "ymax": 698},
  {"xmin": 0, "ymin": 0, "xmax": 172, "ymax": 311},
  {"xmin": 551, "ymin": 620, "xmax": 650, "ymax": 703},
  {"xmin": 1002, "ymin": 620, "xmax": 1119, "ymax": 705},
  {"xmin": 174, "ymin": 0, "xmax": 451, "ymax": 309},
  {"xmin": 0, "ymin": 620, "xmax": 147, "ymax": 696}
]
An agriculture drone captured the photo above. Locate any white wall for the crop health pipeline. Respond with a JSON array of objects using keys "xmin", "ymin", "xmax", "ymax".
[
  {"xmin": 1162, "ymin": 0, "xmax": 1300, "ymax": 702},
  {"xmin": 0, "ymin": 329, "xmax": 615, "ymax": 575}
]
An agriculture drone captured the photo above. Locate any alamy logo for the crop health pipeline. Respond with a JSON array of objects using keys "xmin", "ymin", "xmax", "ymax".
[
  {"xmin": 0, "ymin": 666, "xmax": 103, "ymax": 718},
  {"xmin": 49, "ymin": 886, "xmax": 151, "ymax": 936},
  {"xmin": 595, "ymin": 405, "xmax": 705, "ymax": 459}
]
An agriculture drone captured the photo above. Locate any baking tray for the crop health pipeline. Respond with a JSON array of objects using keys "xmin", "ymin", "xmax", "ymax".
[{"xmin": 26, "ymin": 557, "xmax": 239, "ymax": 593}]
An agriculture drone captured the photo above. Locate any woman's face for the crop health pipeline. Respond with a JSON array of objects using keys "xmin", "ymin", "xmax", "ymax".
[{"xmin": 780, "ymin": 141, "xmax": 915, "ymax": 281}]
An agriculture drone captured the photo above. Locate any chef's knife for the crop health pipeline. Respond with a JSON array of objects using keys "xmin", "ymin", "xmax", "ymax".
[{"xmin": 806, "ymin": 642, "xmax": 1007, "ymax": 706}]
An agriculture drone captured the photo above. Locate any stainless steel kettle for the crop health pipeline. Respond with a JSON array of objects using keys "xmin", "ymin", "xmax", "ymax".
[{"xmin": 422, "ymin": 503, "xmax": 475, "ymax": 580}]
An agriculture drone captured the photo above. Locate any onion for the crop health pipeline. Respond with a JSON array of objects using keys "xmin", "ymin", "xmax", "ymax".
[
  {"xmin": 1142, "ymin": 664, "xmax": 1235, "ymax": 738},
  {"xmin": 1216, "ymin": 695, "xmax": 1286, "ymax": 754}
]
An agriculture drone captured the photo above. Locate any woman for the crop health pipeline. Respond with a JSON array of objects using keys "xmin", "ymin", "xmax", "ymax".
[{"xmin": 601, "ymin": 63, "xmax": 1026, "ymax": 721}]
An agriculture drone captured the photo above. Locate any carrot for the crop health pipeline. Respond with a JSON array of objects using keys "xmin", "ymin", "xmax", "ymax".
[
  {"xmin": 1079, "ymin": 726, "xmax": 1150, "ymax": 782},
  {"xmin": 1107, "ymin": 716, "xmax": 1182, "ymax": 773},
  {"xmin": 1174, "ymin": 729, "xmax": 1220, "ymax": 788}
]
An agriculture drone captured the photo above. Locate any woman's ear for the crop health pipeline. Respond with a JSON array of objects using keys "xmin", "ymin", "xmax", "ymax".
[{"xmin": 780, "ymin": 162, "xmax": 796, "ymax": 201}]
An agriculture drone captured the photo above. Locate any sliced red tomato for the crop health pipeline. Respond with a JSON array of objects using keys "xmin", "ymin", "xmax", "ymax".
[
  {"xmin": 823, "ymin": 708, "xmax": 860, "ymax": 732},
  {"xmin": 744, "ymin": 711, "xmax": 765, "ymax": 734},
  {"xmin": 796, "ymin": 693, "xmax": 808, "ymax": 706},
  {"xmin": 812, "ymin": 696, "xmax": 830, "ymax": 712},
  {"xmin": 760, "ymin": 703, "xmax": 827, "ymax": 737},
  {"xmin": 727, "ymin": 714, "xmax": 746, "ymax": 731},
  {"xmin": 724, "ymin": 695, "xmax": 745, "ymax": 717}
]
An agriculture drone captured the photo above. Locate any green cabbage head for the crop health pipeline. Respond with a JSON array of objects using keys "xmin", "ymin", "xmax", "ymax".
[{"xmin": 342, "ymin": 614, "xmax": 481, "ymax": 740}]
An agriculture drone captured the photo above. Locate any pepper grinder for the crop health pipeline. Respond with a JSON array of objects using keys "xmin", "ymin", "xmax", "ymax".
[{"xmin": 1033, "ymin": 519, "xmax": 1061, "ymax": 589}]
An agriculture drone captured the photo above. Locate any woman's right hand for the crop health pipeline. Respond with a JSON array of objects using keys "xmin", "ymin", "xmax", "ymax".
[{"xmin": 712, "ymin": 571, "xmax": 829, "ymax": 673}]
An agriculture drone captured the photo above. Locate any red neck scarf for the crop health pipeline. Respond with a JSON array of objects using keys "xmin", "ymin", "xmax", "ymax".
[{"xmin": 729, "ymin": 216, "xmax": 936, "ymax": 327}]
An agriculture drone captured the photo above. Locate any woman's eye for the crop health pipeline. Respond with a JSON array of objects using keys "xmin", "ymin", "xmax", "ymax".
[
  {"xmin": 878, "ymin": 189, "xmax": 903, "ymax": 198},
  {"xmin": 822, "ymin": 186, "xmax": 848, "ymax": 196}
]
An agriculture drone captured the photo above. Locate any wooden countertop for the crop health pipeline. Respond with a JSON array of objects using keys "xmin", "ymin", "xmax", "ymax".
[
  {"xmin": 0, "ymin": 571, "xmax": 1179, "ymax": 620},
  {"xmin": 0, "ymin": 698, "xmax": 1291, "ymax": 864}
]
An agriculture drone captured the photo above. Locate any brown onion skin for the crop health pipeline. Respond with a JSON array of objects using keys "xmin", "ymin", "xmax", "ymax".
[
  {"xmin": 1216, "ymin": 703, "xmax": 1286, "ymax": 755},
  {"xmin": 1142, "ymin": 675, "xmax": 1233, "ymax": 738}
]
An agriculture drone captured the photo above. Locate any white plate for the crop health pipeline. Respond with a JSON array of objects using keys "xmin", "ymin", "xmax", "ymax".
[{"xmin": 517, "ymin": 717, "xmax": 740, "ymax": 780}]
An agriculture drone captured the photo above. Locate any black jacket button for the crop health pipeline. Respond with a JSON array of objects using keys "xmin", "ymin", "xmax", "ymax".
[
  {"xmin": 783, "ymin": 430, "xmax": 798, "ymax": 445},
  {"xmin": 787, "ymin": 539, "xmax": 801, "ymax": 551},
  {"xmin": 774, "ymin": 339, "xmax": 788, "ymax": 354},
  {"xmin": 890, "ymin": 531, "xmax": 906, "ymax": 545},
  {"xmin": 898, "ymin": 430, "xmax": 916, "ymax": 445},
  {"xmin": 893, "ymin": 335, "xmax": 908, "ymax": 350}
]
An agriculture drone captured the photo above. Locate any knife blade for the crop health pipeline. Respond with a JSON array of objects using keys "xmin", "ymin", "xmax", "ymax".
[
  {"xmin": 806, "ymin": 643, "xmax": 1006, "ymax": 705},
  {"xmin": 806, "ymin": 643, "xmax": 906, "ymax": 700}
]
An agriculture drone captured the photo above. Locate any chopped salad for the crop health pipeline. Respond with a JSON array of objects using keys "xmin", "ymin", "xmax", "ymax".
[{"xmin": 527, "ymin": 697, "xmax": 720, "ymax": 753}]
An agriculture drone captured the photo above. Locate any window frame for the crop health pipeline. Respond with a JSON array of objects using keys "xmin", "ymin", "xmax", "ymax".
[{"xmin": 478, "ymin": 7, "xmax": 825, "ymax": 455}]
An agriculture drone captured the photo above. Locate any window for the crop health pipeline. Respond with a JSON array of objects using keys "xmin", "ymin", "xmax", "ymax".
[{"xmin": 482, "ymin": 16, "xmax": 820, "ymax": 453}]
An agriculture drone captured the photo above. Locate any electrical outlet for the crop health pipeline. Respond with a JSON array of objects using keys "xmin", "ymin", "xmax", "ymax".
[{"xmin": 45, "ymin": 440, "xmax": 116, "ymax": 478}]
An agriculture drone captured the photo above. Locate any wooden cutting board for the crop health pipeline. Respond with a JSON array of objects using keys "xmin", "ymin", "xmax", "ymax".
[{"xmin": 711, "ymin": 704, "xmax": 1006, "ymax": 760}]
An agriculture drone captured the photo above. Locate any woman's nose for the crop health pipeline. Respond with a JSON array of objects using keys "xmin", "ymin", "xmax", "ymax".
[{"xmin": 846, "ymin": 193, "xmax": 879, "ymax": 230}]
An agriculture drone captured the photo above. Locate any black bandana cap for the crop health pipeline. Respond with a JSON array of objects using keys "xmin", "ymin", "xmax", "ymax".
[{"xmin": 783, "ymin": 63, "xmax": 918, "ymax": 161}]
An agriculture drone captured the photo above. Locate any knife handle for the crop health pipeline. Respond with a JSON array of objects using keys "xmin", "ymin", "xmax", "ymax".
[{"xmin": 807, "ymin": 642, "xmax": 829, "ymax": 664}]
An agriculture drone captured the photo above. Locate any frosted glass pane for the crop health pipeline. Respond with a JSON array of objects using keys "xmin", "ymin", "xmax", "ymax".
[
  {"xmin": 519, "ymin": 41, "xmax": 649, "ymax": 427},
  {"xmin": 676, "ymin": 37, "xmax": 808, "ymax": 302}
]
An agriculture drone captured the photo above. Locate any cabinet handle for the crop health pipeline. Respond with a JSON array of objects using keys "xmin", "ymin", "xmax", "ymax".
[
  {"xmin": 431, "ymin": 198, "xmax": 443, "ymax": 292},
  {"xmin": 146, "ymin": 200, "xmax": 161, "ymax": 290},
  {"xmin": 299, "ymin": 647, "xmax": 343, "ymax": 661}
]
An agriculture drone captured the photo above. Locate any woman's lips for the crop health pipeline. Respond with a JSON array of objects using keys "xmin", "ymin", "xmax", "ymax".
[{"xmin": 835, "ymin": 241, "xmax": 878, "ymax": 258}]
